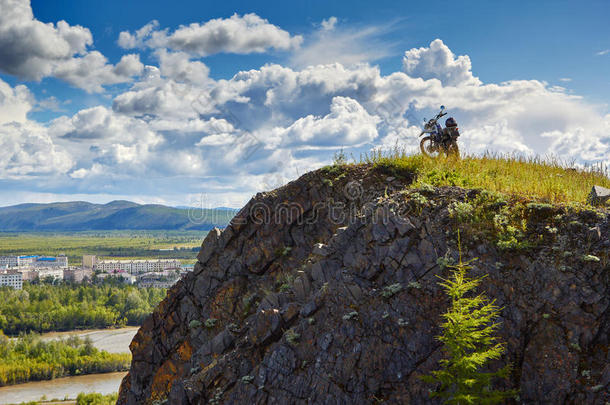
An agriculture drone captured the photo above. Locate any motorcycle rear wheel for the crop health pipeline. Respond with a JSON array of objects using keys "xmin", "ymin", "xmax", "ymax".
[{"xmin": 420, "ymin": 137, "xmax": 440, "ymax": 158}]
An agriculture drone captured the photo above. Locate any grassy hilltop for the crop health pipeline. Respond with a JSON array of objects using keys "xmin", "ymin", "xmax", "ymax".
[{"xmin": 359, "ymin": 151, "xmax": 610, "ymax": 204}]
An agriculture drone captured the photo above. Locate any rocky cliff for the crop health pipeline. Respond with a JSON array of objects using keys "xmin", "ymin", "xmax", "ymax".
[{"xmin": 117, "ymin": 164, "xmax": 609, "ymax": 404}]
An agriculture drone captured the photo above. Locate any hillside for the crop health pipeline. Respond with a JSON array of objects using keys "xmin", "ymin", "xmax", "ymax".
[
  {"xmin": 0, "ymin": 201, "xmax": 237, "ymax": 231},
  {"xmin": 118, "ymin": 157, "xmax": 609, "ymax": 404}
]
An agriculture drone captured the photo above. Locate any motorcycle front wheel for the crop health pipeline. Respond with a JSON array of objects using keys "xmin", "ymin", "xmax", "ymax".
[{"xmin": 420, "ymin": 137, "xmax": 440, "ymax": 158}]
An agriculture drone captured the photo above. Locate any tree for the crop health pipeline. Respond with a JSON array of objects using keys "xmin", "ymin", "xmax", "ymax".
[{"xmin": 422, "ymin": 245, "xmax": 516, "ymax": 404}]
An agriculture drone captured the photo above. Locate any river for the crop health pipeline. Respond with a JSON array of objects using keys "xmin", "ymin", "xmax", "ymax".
[
  {"xmin": 39, "ymin": 326, "xmax": 139, "ymax": 353},
  {"xmin": 0, "ymin": 372, "xmax": 127, "ymax": 405},
  {"xmin": 0, "ymin": 327, "xmax": 139, "ymax": 404}
]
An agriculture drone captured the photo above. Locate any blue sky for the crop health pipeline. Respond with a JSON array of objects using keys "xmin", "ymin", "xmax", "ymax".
[
  {"xmin": 26, "ymin": 0, "xmax": 610, "ymax": 103},
  {"xmin": 0, "ymin": 0, "xmax": 609, "ymax": 207}
]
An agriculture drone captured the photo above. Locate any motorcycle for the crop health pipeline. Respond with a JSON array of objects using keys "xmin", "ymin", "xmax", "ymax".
[{"xmin": 419, "ymin": 105, "xmax": 460, "ymax": 158}]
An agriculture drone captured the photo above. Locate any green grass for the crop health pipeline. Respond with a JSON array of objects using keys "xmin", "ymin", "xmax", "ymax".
[
  {"xmin": 76, "ymin": 392, "xmax": 118, "ymax": 405},
  {"xmin": 0, "ymin": 231, "xmax": 205, "ymax": 265},
  {"xmin": 363, "ymin": 150, "xmax": 610, "ymax": 204}
]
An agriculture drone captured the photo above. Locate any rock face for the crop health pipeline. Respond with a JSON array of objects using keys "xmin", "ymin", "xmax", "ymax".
[
  {"xmin": 118, "ymin": 166, "xmax": 609, "ymax": 404},
  {"xmin": 589, "ymin": 185, "xmax": 610, "ymax": 206}
]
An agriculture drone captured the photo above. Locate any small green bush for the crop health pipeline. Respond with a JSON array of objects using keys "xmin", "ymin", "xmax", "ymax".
[
  {"xmin": 410, "ymin": 192, "xmax": 428, "ymax": 206},
  {"xmin": 189, "ymin": 319, "xmax": 202, "ymax": 329},
  {"xmin": 436, "ymin": 253, "xmax": 456, "ymax": 270},
  {"xmin": 332, "ymin": 149, "xmax": 348, "ymax": 166},
  {"xmin": 285, "ymin": 328, "xmax": 300, "ymax": 345},
  {"xmin": 448, "ymin": 201, "xmax": 475, "ymax": 222},
  {"xmin": 76, "ymin": 392, "xmax": 119, "ymax": 405},
  {"xmin": 418, "ymin": 182, "xmax": 435, "ymax": 193},
  {"xmin": 241, "ymin": 293, "xmax": 257, "ymax": 318},
  {"xmin": 422, "ymin": 168, "xmax": 470, "ymax": 187},
  {"xmin": 275, "ymin": 246, "xmax": 292, "ymax": 257},
  {"xmin": 422, "ymin": 247, "xmax": 516, "ymax": 403},
  {"xmin": 204, "ymin": 318, "xmax": 218, "ymax": 328},
  {"xmin": 382, "ymin": 283, "xmax": 403, "ymax": 298},
  {"xmin": 279, "ymin": 283, "xmax": 292, "ymax": 292}
]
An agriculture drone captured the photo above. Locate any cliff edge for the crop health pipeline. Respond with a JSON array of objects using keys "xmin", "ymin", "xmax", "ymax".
[{"xmin": 117, "ymin": 163, "xmax": 609, "ymax": 404}]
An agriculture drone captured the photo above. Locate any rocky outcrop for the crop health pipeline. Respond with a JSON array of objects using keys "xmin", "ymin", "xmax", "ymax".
[
  {"xmin": 589, "ymin": 185, "xmax": 610, "ymax": 206},
  {"xmin": 118, "ymin": 165, "xmax": 609, "ymax": 404}
]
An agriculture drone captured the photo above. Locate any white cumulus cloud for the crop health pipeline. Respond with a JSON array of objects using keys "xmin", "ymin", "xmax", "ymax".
[
  {"xmin": 0, "ymin": 121, "xmax": 73, "ymax": 178},
  {"xmin": 0, "ymin": 77, "xmax": 34, "ymax": 124},
  {"xmin": 403, "ymin": 39, "xmax": 480, "ymax": 86},
  {"xmin": 118, "ymin": 13, "xmax": 303, "ymax": 56},
  {"xmin": 155, "ymin": 49, "xmax": 210, "ymax": 85},
  {"xmin": 0, "ymin": 0, "xmax": 92, "ymax": 80},
  {"xmin": 118, "ymin": 20, "xmax": 160, "ymax": 49},
  {"xmin": 276, "ymin": 96, "xmax": 379, "ymax": 148},
  {"xmin": 1, "ymin": 32, "xmax": 609, "ymax": 206},
  {"xmin": 104, "ymin": 40, "xmax": 610, "ymax": 192},
  {"xmin": 53, "ymin": 52, "xmax": 144, "ymax": 93},
  {"xmin": 0, "ymin": 0, "xmax": 142, "ymax": 92}
]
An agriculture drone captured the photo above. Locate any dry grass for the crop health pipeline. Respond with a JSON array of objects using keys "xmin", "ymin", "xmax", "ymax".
[{"xmin": 362, "ymin": 149, "xmax": 610, "ymax": 204}]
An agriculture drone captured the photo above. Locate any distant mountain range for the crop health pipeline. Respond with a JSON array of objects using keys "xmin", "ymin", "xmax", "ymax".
[{"xmin": 0, "ymin": 201, "xmax": 238, "ymax": 231}]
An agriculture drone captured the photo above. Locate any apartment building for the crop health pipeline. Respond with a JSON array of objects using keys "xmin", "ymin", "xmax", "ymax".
[
  {"xmin": 17, "ymin": 255, "xmax": 38, "ymax": 267},
  {"xmin": 0, "ymin": 256, "xmax": 18, "ymax": 268},
  {"xmin": 96, "ymin": 271, "xmax": 136, "ymax": 284},
  {"xmin": 0, "ymin": 255, "xmax": 69, "ymax": 269},
  {"xmin": 95, "ymin": 258, "xmax": 181, "ymax": 275},
  {"xmin": 33, "ymin": 255, "xmax": 68, "ymax": 268},
  {"xmin": 20, "ymin": 267, "xmax": 64, "ymax": 282},
  {"xmin": 0, "ymin": 271, "xmax": 23, "ymax": 289},
  {"xmin": 136, "ymin": 270, "xmax": 181, "ymax": 288},
  {"xmin": 64, "ymin": 267, "xmax": 93, "ymax": 283},
  {"xmin": 82, "ymin": 255, "xmax": 97, "ymax": 269}
]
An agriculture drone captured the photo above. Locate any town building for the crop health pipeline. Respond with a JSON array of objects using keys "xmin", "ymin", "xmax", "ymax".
[
  {"xmin": 0, "ymin": 256, "xmax": 18, "ymax": 268},
  {"xmin": 32, "ymin": 255, "xmax": 68, "ymax": 268},
  {"xmin": 0, "ymin": 255, "xmax": 69, "ymax": 269},
  {"xmin": 20, "ymin": 267, "xmax": 65, "ymax": 282},
  {"xmin": 95, "ymin": 258, "xmax": 181, "ymax": 275},
  {"xmin": 17, "ymin": 255, "xmax": 38, "ymax": 267},
  {"xmin": 0, "ymin": 270, "xmax": 22, "ymax": 289},
  {"xmin": 82, "ymin": 255, "xmax": 97, "ymax": 269},
  {"xmin": 136, "ymin": 270, "xmax": 182, "ymax": 288},
  {"xmin": 64, "ymin": 267, "xmax": 93, "ymax": 283},
  {"xmin": 96, "ymin": 270, "xmax": 136, "ymax": 284}
]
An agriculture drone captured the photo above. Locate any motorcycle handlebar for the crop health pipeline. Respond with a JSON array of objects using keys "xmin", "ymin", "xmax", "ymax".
[{"xmin": 428, "ymin": 110, "xmax": 447, "ymax": 124}]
